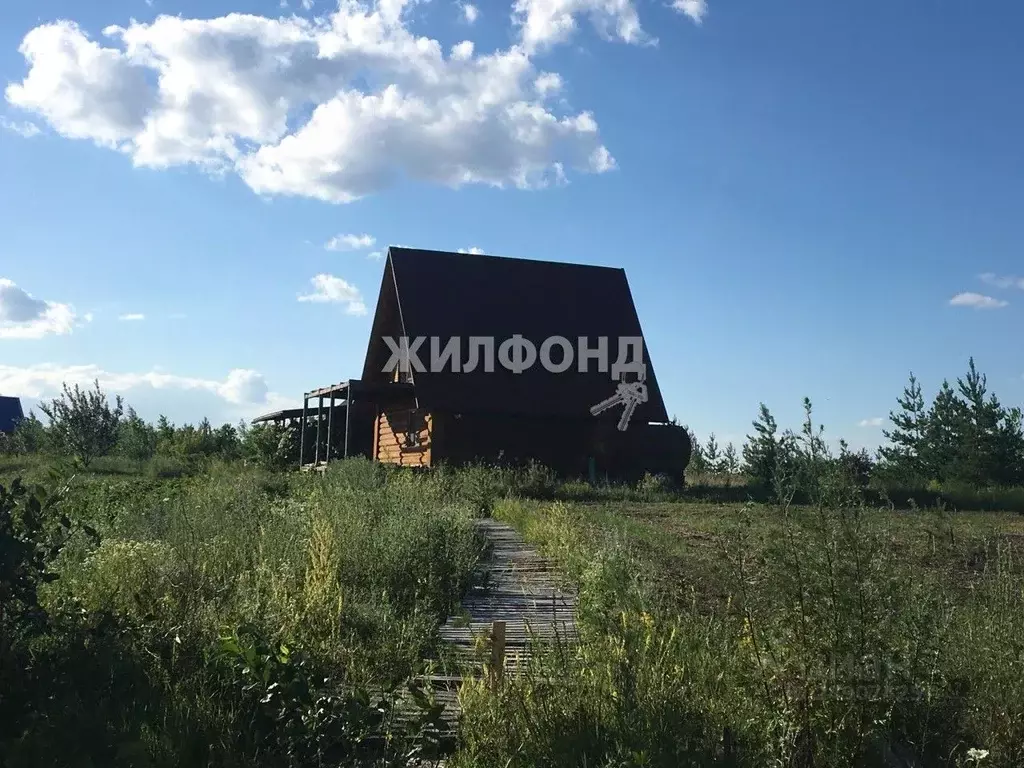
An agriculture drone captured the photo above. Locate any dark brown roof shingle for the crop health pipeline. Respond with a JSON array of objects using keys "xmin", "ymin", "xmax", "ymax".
[{"xmin": 361, "ymin": 247, "xmax": 670, "ymax": 423}]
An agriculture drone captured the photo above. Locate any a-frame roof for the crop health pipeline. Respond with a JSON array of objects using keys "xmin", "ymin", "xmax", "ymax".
[
  {"xmin": 361, "ymin": 247, "xmax": 670, "ymax": 423},
  {"xmin": 0, "ymin": 396, "xmax": 24, "ymax": 434}
]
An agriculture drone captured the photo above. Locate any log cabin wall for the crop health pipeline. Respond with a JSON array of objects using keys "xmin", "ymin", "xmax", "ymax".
[
  {"xmin": 431, "ymin": 411, "xmax": 597, "ymax": 477},
  {"xmin": 375, "ymin": 408, "xmax": 433, "ymax": 467},
  {"xmin": 429, "ymin": 411, "xmax": 690, "ymax": 482}
]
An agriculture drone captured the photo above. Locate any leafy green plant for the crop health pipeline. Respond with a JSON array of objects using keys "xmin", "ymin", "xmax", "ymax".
[
  {"xmin": 0, "ymin": 477, "xmax": 96, "ymax": 627},
  {"xmin": 216, "ymin": 623, "xmax": 399, "ymax": 765},
  {"xmin": 38, "ymin": 380, "xmax": 124, "ymax": 467}
]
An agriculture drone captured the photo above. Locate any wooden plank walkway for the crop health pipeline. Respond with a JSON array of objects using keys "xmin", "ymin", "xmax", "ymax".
[{"xmin": 403, "ymin": 517, "xmax": 579, "ymax": 748}]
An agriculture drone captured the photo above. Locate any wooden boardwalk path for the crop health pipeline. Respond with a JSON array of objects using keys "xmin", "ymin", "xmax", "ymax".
[{"xmin": 409, "ymin": 517, "xmax": 579, "ymax": 745}]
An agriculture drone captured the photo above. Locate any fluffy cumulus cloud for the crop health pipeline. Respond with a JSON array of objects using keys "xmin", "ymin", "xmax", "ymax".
[
  {"xmin": 325, "ymin": 232, "xmax": 375, "ymax": 250},
  {"xmin": 298, "ymin": 273, "xmax": 367, "ymax": 314},
  {"xmin": 0, "ymin": 363, "xmax": 270, "ymax": 405},
  {"xmin": 949, "ymin": 292, "xmax": 1008, "ymax": 310},
  {"xmin": 672, "ymin": 0, "xmax": 707, "ymax": 24},
  {"xmin": 0, "ymin": 278, "xmax": 82, "ymax": 339},
  {"xmin": 4, "ymin": 0, "xmax": 704, "ymax": 203}
]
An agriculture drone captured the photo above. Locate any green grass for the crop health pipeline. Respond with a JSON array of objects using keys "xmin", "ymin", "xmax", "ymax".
[
  {"xmin": 3, "ymin": 457, "xmax": 483, "ymax": 766},
  {"xmin": 4, "ymin": 455, "xmax": 1024, "ymax": 766},
  {"xmin": 454, "ymin": 494, "xmax": 1024, "ymax": 767}
]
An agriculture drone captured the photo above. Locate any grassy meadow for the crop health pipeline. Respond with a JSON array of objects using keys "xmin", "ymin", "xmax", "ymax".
[{"xmin": 2, "ymin": 453, "xmax": 1024, "ymax": 767}]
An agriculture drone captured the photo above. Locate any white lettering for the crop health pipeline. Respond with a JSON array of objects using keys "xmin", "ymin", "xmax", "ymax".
[
  {"xmin": 464, "ymin": 336, "xmax": 496, "ymax": 373},
  {"xmin": 539, "ymin": 335, "xmax": 574, "ymax": 373},
  {"xmin": 498, "ymin": 334, "xmax": 538, "ymax": 374}
]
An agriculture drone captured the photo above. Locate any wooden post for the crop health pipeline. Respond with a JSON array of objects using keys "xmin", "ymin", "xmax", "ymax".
[
  {"xmin": 371, "ymin": 406, "xmax": 380, "ymax": 463},
  {"xmin": 326, "ymin": 395, "xmax": 334, "ymax": 463},
  {"xmin": 488, "ymin": 620, "xmax": 506, "ymax": 690},
  {"xmin": 299, "ymin": 395, "xmax": 308, "ymax": 468},
  {"xmin": 344, "ymin": 386, "xmax": 352, "ymax": 459},
  {"xmin": 315, "ymin": 396, "xmax": 323, "ymax": 465}
]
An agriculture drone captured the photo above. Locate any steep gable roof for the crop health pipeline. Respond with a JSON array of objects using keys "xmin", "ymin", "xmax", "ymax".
[
  {"xmin": 0, "ymin": 396, "xmax": 24, "ymax": 434},
  {"xmin": 361, "ymin": 247, "xmax": 670, "ymax": 423}
]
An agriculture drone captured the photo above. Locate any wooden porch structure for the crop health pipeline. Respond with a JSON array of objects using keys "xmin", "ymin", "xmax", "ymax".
[{"xmin": 297, "ymin": 380, "xmax": 414, "ymax": 469}]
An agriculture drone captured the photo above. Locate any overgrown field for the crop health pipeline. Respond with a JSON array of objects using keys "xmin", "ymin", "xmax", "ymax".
[
  {"xmin": 466, "ymin": 496, "xmax": 1024, "ymax": 767},
  {"xmin": 3, "ymin": 455, "xmax": 1024, "ymax": 767},
  {"xmin": 2, "ymin": 459, "xmax": 483, "ymax": 766}
]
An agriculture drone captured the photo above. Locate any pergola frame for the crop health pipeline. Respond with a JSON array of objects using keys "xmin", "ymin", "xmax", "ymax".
[{"xmin": 298, "ymin": 379, "xmax": 415, "ymax": 469}]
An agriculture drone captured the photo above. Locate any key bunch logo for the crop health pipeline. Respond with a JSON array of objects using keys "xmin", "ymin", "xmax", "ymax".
[
  {"xmin": 589, "ymin": 369, "xmax": 648, "ymax": 431},
  {"xmin": 381, "ymin": 334, "xmax": 649, "ymax": 431}
]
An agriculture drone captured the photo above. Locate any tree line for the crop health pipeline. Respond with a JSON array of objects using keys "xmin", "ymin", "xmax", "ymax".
[
  {"xmin": 0, "ymin": 380, "xmax": 291, "ymax": 469},
  {"xmin": 5, "ymin": 357, "xmax": 1024, "ymax": 491},
  {"xmin": 691, "ymin": 357, "xmax": 1024, "ymax": 493}
]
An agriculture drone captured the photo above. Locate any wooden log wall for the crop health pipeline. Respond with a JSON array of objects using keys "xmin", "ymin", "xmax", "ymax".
[{"xmin": 375, "ymin": 408, "xmax": 432, "ymax": 467}]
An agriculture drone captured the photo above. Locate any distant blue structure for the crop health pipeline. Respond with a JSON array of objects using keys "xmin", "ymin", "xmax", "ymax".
[{"xmin": 0, "ymin": 396, "xmax": 25, "ymax": 434}]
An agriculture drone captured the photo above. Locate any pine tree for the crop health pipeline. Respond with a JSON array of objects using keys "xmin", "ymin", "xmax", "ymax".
[
  {"xmin": 722, "ymin": 443, "xmax": 739, "ymax": 486},
  {"xmin": 743, "ymin": 403, "xmax": 781, "ymax": 491},
  {"xmin": 924, "ymin": 379, "xmax": 966, "ymax": 483},
  {"xmin": 994, "ymin": 406, "xmax": 1024, "ymax": 486},
  {"xmin": 704, "ymin": 433, "xmax": 722, "ymax": 474},
  {"xmin": 155, "ymin": 415, "xmax": 175, "ymax": 453},
  {"xmin": 879, "ymin": 372, "xmax": 928, "ymax": 482},
  {"xmin": 687, "ymin": 430, "xmax": 708, "ymax": 475},
  {"xmin": 953, "ymin": 358, "xmax": 1024, "ymax": 486},
  {"xmin": 954, "ymin": 357, "xmax": 998, "ymax": 486}
]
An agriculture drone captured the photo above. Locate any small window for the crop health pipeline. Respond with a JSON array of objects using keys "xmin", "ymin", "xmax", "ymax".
[{"xmin": 403, "ymin": 410, "xmax": 425, "ymax": 448}]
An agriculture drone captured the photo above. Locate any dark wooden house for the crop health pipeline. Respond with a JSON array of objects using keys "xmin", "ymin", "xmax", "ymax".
[
  {"xmin": 291, "ymin": 247, "xmax": 691, "ymax": 481},
  {"xmin": 0, "ymin": 396, "xmax": 24, "ymax": 434}
]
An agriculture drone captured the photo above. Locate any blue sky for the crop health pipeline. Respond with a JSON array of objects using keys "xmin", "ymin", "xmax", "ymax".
[{"xmin": 1, "ymin": 0, "xmax": 1022, "ymax": 452}]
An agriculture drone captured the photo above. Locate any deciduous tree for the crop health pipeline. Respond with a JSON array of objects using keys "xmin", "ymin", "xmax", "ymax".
[{"xmin": 38, "ymin": 381, "xmax": 123, "ymax": 467}]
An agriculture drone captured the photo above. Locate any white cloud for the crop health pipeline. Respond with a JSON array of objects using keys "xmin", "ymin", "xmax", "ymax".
[
  {"xmin": 534, "ymin": 72, "xmax": 562, "ymax": 97},
  {"xmin": 949, "ymin": 292, "xmax": 1008, "ymax": 310},
  {"xmin": 979, "ymin": 272, "xmax": 1024, "ymax": 290},
  {"xmin": 298, "ymin": 273, "xmax": 367, "ymax": 315},
  {"xmin": 461, "ymin": 3, "xmax": 480, "ymax": 23},
  {"xmin": 858, "ymin": 417, "xmax": 883, "ymax": 428},
  {"xmin": 302, "ymin": 0, "xmax": 315, "ymax": 9},
  {"xmin": 513, "ymin": 0, "xmax": 648, "ymax": 51},
  {"xmin": 458, "ymin": 246, "xmax": 485, "ymax": 254},
  {"xmin": 118, "ymin": 312, "xmax": 145, "ymax": 321},
  {"xmin": 219, "ymin": 368, "xmax": 270, "ymax": 404},
  {"xmin": 450, "ymin": 40, "xmax": 474, "ymax": 60},
  {"xmin": 0, "ymin": 116, "xmax": 41, "ymax": 137},
  {"xmin": 325, "ymin": 233, "xmax": 376, "ymax": 251},
  {"xmin": 0, "ymin": 363, "xmax": 270, "ymax": 405},
  {"xmin": 6, "ymin": 21, "xmax": 155, "ymax": 147},
  {"xmin": 2, "ymin": 0, "xmax": 661, "ymax": 203},
  {"xmin": 0, "ymin": 278, "xmax": 82, "ymax": 339},
  {"xmin": 671, "ymin": 0, "xmax": 707, "ymax": 24},
  {"xmin": 367, "ymin": 250, "xmax": 384, "ymax": 259},
  {"xmin": 589, "ymin": 144, "xmax": 616, "ymax": 172}
]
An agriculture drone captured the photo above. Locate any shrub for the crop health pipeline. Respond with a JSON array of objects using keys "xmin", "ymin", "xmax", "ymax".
[
  {"xmin": 38, "ymin": 380, "xmax": 124, "ymax": 467},
  {"xmin": 637, "ymin": 471, "xmax": 676, "ymax": 498}
]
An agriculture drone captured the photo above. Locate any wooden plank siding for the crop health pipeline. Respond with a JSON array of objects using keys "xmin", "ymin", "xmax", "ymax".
[{"xmin": 375, "ymin": 408, "xmax": 433, "ymax": 467}]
